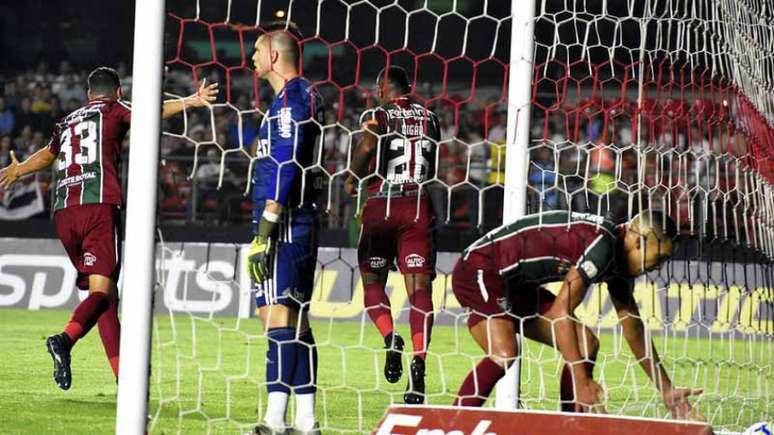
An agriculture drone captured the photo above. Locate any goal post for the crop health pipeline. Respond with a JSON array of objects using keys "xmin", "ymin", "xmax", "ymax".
[
  {"xmin": 115, "ymin": 0, "xmax": 165, "ymax": 432},
  {"xmin": 114, "ymin": 0, "xmax": 774, "ymax": 433},
  {"xmin": 496, "ymin": 0, "xmax": 537, "ymax": 410}
]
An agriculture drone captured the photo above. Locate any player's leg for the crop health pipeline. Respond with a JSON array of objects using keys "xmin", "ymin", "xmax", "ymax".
[
  {"xmin": 289, "ymin": 212, "xmax": 320, "ymax": 434},
  {"xmin": 396, "ymin": 196, "xmax": 436, "ymax": 403},
  {"xmin": 401, "ymin": 272, "xmax": 433, "ymax": 404},
  {"xmin": 358, "ymin": 198, "xmax": 405, "ymax": 383},
  {"xmin": 257, "ymin": 302, "xmax": 300, "ymax": 432},
  {"xmin": 254, "ymin": 214, "xmax": 320, "ymax": 434},
  {"xmin": 453, "ymin": 314, "xmax": 518, "ymax": 406},
  {"xmin": 451, "ymin": 262, "xmax": 514, "ymax": 406},
  {"xmin": 97, "ymin": 207, "xmax": 122, "ymax": 380},
  {"xmin": 97, "ymin": 282, "xmax": 121, "ymax": 379},
  {"xmin": 519, "ymin": 287, "xmax": 599, "ymax": 412},
  {"xmin": 48, "ymin": 205, "xmax": 120, "ymax": 390}
]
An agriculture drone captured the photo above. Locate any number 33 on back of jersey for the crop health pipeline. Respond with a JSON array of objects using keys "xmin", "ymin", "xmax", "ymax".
[{"xmin": 57, "ymin": 119, "xmax": 99, "ymax": 170}]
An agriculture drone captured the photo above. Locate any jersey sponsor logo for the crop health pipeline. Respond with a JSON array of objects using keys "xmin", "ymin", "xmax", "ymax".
[
  {"xmin": 278, "ymin": 107, "xmax": 293, "ymax": 138},
  {"xmin": 580, "ymin": 260, "xmax": 598, "ymax": 279},
  {"xmin": 374, "ymin": 410, "xmax": 495, "ymax": 435},
  {"xmin": 369, "ymin": 257, "xmax": 387, "ymax": 269},
  {"xmin": 405, "ymin": 253, "xmax": 426, "ymax": 268},
  {"xmin": 57, "ymin": 171, "xmax": 97, "ymax": 189},
  {"xmin": 83, "ymin": 252, "xmax": 97, "ymax": 267},
  {"xmin": 385, "ymin": 106, "xmax": 428, "ymax": 119}
]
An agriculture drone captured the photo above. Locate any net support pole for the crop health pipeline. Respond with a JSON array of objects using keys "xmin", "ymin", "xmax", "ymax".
[
  {"xmin": 495, "ymin": 0, "xmax": 536, "ymax": 410},
  {"xmin": 115, "ymin": 0, "xmax": 165, "ymax": 432}
]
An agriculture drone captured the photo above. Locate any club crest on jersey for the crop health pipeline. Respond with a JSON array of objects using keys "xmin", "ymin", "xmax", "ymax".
[
  {"xmin": 83, "ymin": 252, "xmax": 97, "ymax": 267},
  {"xmin": 369, "ymin": 257, "xmax": 387, "ymax": 269},
  {"xmin": 405, "ymin": 254, "xmax": 425, "ymax": 268}
]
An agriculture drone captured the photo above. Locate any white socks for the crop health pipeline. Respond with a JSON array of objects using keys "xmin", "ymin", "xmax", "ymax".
[
  {"xmin": 294, "ymin": 393, "xmax": 317, "ymax": 432},
  {"xmin": 263, "ymin": 392, "xmax": 317, "ymax": 432},
  {"xmin": 264, "ymin": 391, "xmax": 289, "ymax": 429}
]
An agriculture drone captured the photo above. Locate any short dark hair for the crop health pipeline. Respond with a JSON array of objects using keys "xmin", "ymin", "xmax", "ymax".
[
  {"xmin": 376, "ymin": 65, "xmax": 411, "ymax": 94},
  {"xmin": 261, "ymin": 20, "xmax": 303, "ymax": 65},
  {"xmin": 261, "ymin": 20, "xmax": 303, "ymax": 39},
  {"xmin": 88, "ymin": 67, "xmax": 121, "ymax": 95}
]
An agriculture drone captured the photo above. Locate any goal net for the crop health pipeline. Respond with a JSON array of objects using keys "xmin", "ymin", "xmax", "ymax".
[{"xmin": 143, "ymin": 0, "xmax": 773, "ymax": 433}]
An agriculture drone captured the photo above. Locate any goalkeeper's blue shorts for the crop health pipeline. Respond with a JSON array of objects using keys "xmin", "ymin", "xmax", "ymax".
[{"xmin": 253, "ymin": 207, "xmax": 319, "ymax": 309}]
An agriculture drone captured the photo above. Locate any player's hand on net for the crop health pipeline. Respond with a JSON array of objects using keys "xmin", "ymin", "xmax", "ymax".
[
  {"xmin": 247, "ymin": 236, "xmax": 272, "ymax": 283},
  {"xmin": 575, "ymin": 378, "xmax": 606, "ymax": 413},
  {"xmin": 188, "ymin": 79, "xmax": 219, "ymax": 108},
  {"xmin": 663, "ymin": 387, "xmax": 706, "ymax": 421},
  {"xmin": 0, "ymin": 150, "xmax": 21, "ymax": 189}
]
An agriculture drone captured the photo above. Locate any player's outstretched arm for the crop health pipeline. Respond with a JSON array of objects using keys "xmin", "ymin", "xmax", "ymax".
[
  {"xmin": 344, "ymin": 120, "xmax": 379, "ymax": 196},
  {"xmin": 161, "ymin": 79, "xmax": 219, "ymax": 119},
  {"xmin": 608, "ymin": 279, "xmax": 705, "ymax": 421},
  {"xmin": 543, "ymin": 266, "xmax": 606, "ymax": 412},
  {"xmin": 0, "ymin": 149, "xmax": 56, "ymax": 189}
]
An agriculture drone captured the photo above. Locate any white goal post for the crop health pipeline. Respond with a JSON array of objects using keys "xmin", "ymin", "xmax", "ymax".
[
  {"xmin": 497, "ymin": 0, "xmax": 537, "ymax": 410},
  {"xmin": 115, "ymin": 0, "xmax": 536, "ymax": 431},
  {"xmin": 115, "ymin": 0, "xmax": 165, "ymax": 433}
]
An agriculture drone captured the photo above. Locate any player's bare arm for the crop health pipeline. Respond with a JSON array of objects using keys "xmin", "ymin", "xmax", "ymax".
[
  {"xmin": 0, "ymin": 148, "xmax": 56, "ymax": 189},
  {"xmin": 161, "ymin": 79, "xmax": 219, "ymax": 119},
  {"xmin": 344, "ymin": 119, "xmax": 379, "ymax": 196},
  {"xmin": 543, "ymin": 266, "xmax": 605, "ymax": 412},
  {"xmin": 608, "ymin": 281, "xmax": 705, "ymax": 421}
]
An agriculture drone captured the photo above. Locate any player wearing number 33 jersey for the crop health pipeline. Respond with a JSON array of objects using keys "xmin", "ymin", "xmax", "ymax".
[
  {"xmin": 0, "ymin": 66, "xmax": 218, "ymax": 394},
  {"xmin": 345, "ymin": 66, "xmax": 441, "ymax": 405}
]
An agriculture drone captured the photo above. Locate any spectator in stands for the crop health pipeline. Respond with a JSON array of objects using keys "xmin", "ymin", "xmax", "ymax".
[
  {"xmin": 0, "ymin": 97, "xmax": 13, "ymax": 135},
  {"xmin": 13, "ymin": 97, "xmax": 35, "ymax": 135},
  {"xmin": 0, "ymin": 135, "xmax": 11, "ymax": 168}
]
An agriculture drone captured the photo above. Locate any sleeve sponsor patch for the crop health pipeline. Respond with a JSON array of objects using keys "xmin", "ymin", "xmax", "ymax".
[
  {"xmin": 278, "ymin": 107, "xmax": 293, "ymax": 139},
  {"xmin": 580, "ymin": 260, "xmax": 598, "ymax": 279}
]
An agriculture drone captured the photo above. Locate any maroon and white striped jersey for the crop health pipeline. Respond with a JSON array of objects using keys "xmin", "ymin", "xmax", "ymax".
[
  {"xmin": 360, "ymin": 97, "xmax": 440, "ymax": 196},
  {"xmin": 47, "ymin": 99, "xmax": 131, "ymax": 210}
]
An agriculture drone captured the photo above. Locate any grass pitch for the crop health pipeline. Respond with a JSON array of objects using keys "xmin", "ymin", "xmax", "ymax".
[{"xmin": 1, "ymin": 309, "xmax": 770, "ymax": 434}]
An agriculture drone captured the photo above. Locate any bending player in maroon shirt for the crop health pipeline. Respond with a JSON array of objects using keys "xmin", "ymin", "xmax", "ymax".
[
  {"xmin": 0, "ymin": 67, "xmax": 217, "ymax": 390},
  {"xmin": 345, "ymin": 66, "xmax": 441, "ymax": 404},
  {"xmin": 452, "ymin": 210, "xmax": 705, "ymax": 420}
]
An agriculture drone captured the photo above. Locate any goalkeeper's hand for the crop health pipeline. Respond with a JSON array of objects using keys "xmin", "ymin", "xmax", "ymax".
[{"xmin": 247, "ymin": 236, "xmax": 272, "ymax": 283}]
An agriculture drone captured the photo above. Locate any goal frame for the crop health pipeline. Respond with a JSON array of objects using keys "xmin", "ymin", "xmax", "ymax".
[{"xmin": 114, "ymin": 0, "xmax": 533, "ymax": 432}]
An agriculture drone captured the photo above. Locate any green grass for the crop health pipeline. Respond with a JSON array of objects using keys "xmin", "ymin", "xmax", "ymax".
[{"xmin": 1, "ymin": 309, "xmax": 771, "ymax": 434}]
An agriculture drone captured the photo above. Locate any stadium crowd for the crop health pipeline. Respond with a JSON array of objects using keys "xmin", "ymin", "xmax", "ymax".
[{"xmin": 0, "ymin": 61, "xmax": 737, "ymax": 238}]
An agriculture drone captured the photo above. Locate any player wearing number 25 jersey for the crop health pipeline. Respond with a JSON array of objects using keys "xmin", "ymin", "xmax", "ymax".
[
  {"xmin": 345, "ymin": 66, "xmax": 441, "ymax": 404},
  {"xmin": 0, "ymin": 67, "xmax": 218, "ymax": 394}
]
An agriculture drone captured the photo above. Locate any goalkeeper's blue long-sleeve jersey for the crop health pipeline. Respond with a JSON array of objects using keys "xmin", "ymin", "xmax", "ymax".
[{"xmin": 252, "ymin": 76, "xmax": 323, "ymax": 232}]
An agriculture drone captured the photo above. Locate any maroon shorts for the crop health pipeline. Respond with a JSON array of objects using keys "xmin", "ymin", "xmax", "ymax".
[
  {"xmin": 54, "ymin": 203, "xmax": 122, "ymax": 290},
  {"xmin": 357, "ymin": 195, "xmax": 436, "ymax": 276},
  {"xmin": 452, "ymin": 257, "xmax": 556, "ymax": 328}
]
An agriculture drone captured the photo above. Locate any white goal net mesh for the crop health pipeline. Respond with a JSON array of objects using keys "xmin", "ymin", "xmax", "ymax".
[{"xmin": 146, "ymin": 0, "xmax": 774, "ymax": 433}]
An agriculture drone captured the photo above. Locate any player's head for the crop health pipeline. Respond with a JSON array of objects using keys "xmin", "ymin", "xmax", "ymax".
[
  {"xmin": 376, "ymin": 66, "xmax": 411, "ymax": 102},
  {"xmin": 87, "ymin": 67, "xmax": 121, "ymax": 100},
  {"xmin": 622, "ymin": 210, "xmax": 678, "ymax": 276},
  {"xmin": 252, "ymin": 21, "xmax": 302, "ymax": 79}
]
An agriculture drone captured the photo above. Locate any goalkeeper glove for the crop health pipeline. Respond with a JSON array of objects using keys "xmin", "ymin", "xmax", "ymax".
[{"xmin": 247, "ymin": 236, "xmax": 272, "ymax": 283}]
